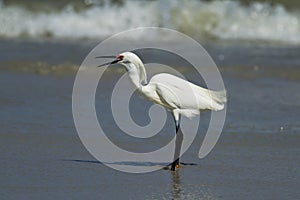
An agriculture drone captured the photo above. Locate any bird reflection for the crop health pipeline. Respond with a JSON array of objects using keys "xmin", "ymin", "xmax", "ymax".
[{"xmin": 171, "ymin": 171, "xmax": 183, "ymax": 200}]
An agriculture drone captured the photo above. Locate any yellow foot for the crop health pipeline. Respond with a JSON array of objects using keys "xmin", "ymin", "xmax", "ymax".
[{"xmin": 176, "ymin": 164, "xmax": 180, "ymax": 168}]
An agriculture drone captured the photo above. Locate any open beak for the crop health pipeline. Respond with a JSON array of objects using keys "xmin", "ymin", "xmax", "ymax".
[
  {"xmin": 95, "ymin": 55, "xmax": 121, "ymax": 67},
  {"xmin": 110, "ymin": 58, "xmax": 122, "ymax": 64}
]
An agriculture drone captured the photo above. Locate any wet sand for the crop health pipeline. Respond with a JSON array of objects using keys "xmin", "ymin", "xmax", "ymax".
[{"xmin": 1, "ymin": 130, "xmax": 299, "ymax": 199}]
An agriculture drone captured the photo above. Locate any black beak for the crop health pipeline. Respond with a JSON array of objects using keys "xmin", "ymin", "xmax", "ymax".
[
  {"xmin": 95, "ymin": 55, "xmax": 121, "ymax": 67},
  {"xmin": 95, "ymin": 55, "xmax": 115, "ymax": 58},
  {"xmin": 110, "ymin": 58, "xmax": 121, "ymax": 64},
  {"xmin": 97, "ymin": 61, "xmax": 112, "ymax": 67}
]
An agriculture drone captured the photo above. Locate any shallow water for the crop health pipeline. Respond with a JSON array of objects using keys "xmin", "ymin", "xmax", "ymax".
[{"xmin": 0, "ymin": 38, "xmax": 299, "ymax": 199}]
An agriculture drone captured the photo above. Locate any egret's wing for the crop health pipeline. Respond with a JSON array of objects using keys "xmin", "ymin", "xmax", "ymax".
[
  {"xmin": 151, "ymin": 73, "xmax": 200, "ymax": 111},
  {"xmin": 150, "ymin": 73, "xmax": 226, "ymax": 111}
]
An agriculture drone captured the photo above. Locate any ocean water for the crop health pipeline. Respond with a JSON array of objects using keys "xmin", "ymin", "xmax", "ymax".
[
  {"xmin": 1, "ymin": 0, "xmax": 300, "ymax": 43},
  {"xmin": 0, "ymin": 0, "xmax": 300, "ymax": 199}
]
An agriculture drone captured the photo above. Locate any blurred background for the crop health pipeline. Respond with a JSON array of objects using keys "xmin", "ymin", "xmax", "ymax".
[
  {"xmin": 0, "ymin": 0, "xmax": 299, "ymax": 199},
  {"xmin": 1, "ymin": 0, "xmax": 300, "ymax": 42}
]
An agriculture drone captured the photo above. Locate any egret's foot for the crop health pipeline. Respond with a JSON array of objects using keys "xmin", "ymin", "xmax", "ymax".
[
  {"xmin": 170, "ymin": 161, "xmax": 180, "ymax": 171},
  {"xmin": 164, "ymin": 162, "xmax": 182, "ymax": 171},
  {"xmin": 170, "ymin": 165, "xmax": 180, "ymax": 171},
  {"xmin": 163, "ymin": 162, "xmax": 197, "ymax": 170}
]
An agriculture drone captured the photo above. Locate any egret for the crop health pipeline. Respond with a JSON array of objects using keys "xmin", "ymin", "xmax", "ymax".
[{"xmin": 97, "ymin": 52, "xmax": 226, "ymax": 171}]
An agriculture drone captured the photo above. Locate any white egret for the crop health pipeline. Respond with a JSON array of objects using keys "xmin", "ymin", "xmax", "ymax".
[{"xmin": 97, "ymin": 52, "xmax": 226, "ymax": 171}]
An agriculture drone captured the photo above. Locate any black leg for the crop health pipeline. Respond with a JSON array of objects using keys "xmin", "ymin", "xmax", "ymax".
[{"xmin": 171, "ymin": 115, "xmax": 183, "ymax": 171}]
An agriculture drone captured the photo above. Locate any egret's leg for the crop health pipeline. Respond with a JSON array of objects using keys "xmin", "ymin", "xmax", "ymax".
[{"xmin": 171, "ymin": 115, "xmax": 183, "ymax": 171}]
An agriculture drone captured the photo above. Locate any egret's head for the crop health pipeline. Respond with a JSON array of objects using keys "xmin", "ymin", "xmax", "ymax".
[
  {"xmin": 112, "ymin": 52, "xmax": 143, "ymax": 68},
  {"xmin": 96, "ymin": 52, "xmax": 143, "ymax": 70},
  {"xmin": 96, "ymin": 51, "xmax": 147, "ymax": 84}
]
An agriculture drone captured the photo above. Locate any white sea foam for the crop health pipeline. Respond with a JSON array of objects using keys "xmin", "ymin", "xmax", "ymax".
[
  {"xmin": 0, "ymin": 0, "xmax": 300, "ymax": 43},
  {"xmin": 0, "ymin": 1, "xmax": 157, "ymax": 39}
]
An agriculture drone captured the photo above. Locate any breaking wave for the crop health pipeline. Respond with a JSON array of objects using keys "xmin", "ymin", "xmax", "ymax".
[{"xmin": 1, "ymin": 0, "xmax": 300, "ymax": 43}]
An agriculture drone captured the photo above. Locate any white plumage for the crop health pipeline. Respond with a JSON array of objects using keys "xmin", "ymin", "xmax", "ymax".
[
  {"xmin": 142, "ymin": 73, "xmax": 226, "ymax": 114},
  {"xmin": 114, "ymin": 52, "xmax": 226, "ymax": 120},
  {"xmin": 97, "ymin": 51, "xmax": 226, "ymax": 170}
]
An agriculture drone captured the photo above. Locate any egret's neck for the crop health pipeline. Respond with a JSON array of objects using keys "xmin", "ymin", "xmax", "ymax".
[{"xmin": 124, "ymin": 63, "xmax": 147, "ymax": 89}]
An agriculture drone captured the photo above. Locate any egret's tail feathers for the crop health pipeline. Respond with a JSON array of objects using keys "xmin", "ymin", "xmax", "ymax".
[
  {"xmin": 209, "ymin": 89, "xmax": 227, "ymax": 111},
  {"xmin": 211, "ymin": 90, "xmax": 227, "ymax": 103}
]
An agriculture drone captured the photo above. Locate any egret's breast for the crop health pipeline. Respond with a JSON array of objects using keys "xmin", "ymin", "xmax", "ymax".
[{"xmin": 140, "ymin": 84, "xmax": 171, "ymax": 109}]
